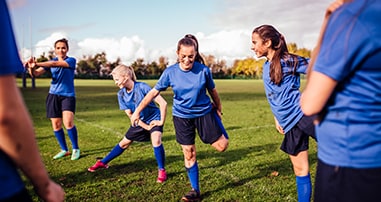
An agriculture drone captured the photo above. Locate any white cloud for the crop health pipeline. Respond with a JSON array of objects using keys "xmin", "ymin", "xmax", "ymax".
[{"xmin": 23, "ymin": 0, "xmax": 332, "ymax": 67}]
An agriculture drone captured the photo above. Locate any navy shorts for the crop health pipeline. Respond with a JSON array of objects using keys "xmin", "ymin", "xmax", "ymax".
[
  {"xmin": 1, "ymin": 188, "xmax": 32, "ymax": 202},
  {"xmin": 125, "ymin": 125, "xmax": 163, "ymax": 142},
  {"xmin": 173, "ymin": 110, "xmax": 224, "ymax": 145},
  {"xmin": 314, "ymin": 159, "xmax": 381, "ymax": 202},
  {"xmin": 46, "ymin": 93, "xmax": 76, "ymax": 118},
  {"xmin": 280, "ymin": 115, "xmax": 316, "ymax": 155}
]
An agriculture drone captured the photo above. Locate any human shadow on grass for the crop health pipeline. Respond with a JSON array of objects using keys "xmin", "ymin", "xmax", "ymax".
[{"xmin": 201, "ymin": 150, "xmax": 318, "ymax": 199}]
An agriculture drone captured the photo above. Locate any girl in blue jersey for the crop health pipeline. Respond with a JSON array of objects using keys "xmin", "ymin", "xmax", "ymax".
[
  {"xmin": 251, "ymin": 25, "xmax": 316, "ymax": 202},
  {"xmin": 87, "ymin": 64, "xmax": 168, "ymax": 183},
  {"xmin": 301, "ymin": 0, "xmax": 381, "ymax": 201},
  {"xmin": 131, "ymin": 36, "xmax": 229, "ymax": 201},
  {"xmin": 27, "ymin": 38, "xmax": 80, "ymax": 160},
  {"xmin": 0, "ymin": 0, "xmax": 65, "ymax": 201}
]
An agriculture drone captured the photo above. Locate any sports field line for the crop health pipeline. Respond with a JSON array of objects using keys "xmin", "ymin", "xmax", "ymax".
[{"xmin": 75, "ymin": 117, "xmax": 124, "ymax": 137}]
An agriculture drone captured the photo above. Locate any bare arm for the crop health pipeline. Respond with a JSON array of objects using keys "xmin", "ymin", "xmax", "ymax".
[
  {"xmin": 208, "ymin": 88, "xmax": 223, "ymax": 118},
  {"xmin": 130, "ymin": 88, "xmax": 161, "ymax": 126},
  {"xmin": 274, "ymin": 116, "xmax": 284, "ymax": 134},
  {"xmin": 0, "ymin": 76, "xmax": 64, "ymax": 202},
  {"xmin": 300, "ymin": 71, "xmax": 337, "ymax": 116},
  {"xmin": 151, "ymin": 94, "xmax": 167, "ymax": 126},
  {"xmin": 27, "ymin": 57, "xmax": 69, "ymax": 77},
  {"xmin": 124, "ymin": 109, "xmax": 150, "ymax": 130}
]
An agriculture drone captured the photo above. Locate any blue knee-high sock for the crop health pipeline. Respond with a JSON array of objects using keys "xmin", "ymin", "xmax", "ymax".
[
  {"xmin": 296, "ymin": 173, "xmax": 312, "ymax": 202},
  {"xmin": 101, "ymin": 144, "xmax": 125, "ymax": 164},
  {"xmin": 186, "ymin": 162, "xmax": 200, "ymax": 193},
  {"xmin": 67, "ymin": 126, "xmax": 79, "ymax": 149},
  {"xmin": 153, "ymin": 144, "xmax": 165, "ymax": 170},
  {"xmin": 54, "ymin": 129, "xmax": 68, "ymax": 151}
]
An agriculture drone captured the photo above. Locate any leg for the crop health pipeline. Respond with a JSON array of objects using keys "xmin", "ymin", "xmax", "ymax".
[
  {"xmin": 63, "ymin": 111, "xmax": 80, "ymax": 160},
  {"xmin": 151, "ymin": 131, "xmax": 167, "ymax": 182},
  {"xmin": 211, "ymin": 134, "xmax": 229, "ymax": 152},
  {"xmin": 181, "ymin": 144, "xmax": 201, "ymax": 201},
  {"xmin": 51, "ymin": 118, "xmax": 70, "ymax": 159},
  {"xmin": 289, "ymin": 150, "xmax": 312, "ymax": 202},
  {"xmin": 88, "ymin": 137, "xmax": 132, "ymax": 172}
]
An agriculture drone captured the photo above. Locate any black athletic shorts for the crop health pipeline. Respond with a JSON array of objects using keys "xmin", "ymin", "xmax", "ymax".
[
  {"xmin": 314, "ymin": 159, "xmax": 381, "ymax": 202},
  {"xmin": 0, "ymin": 188, "xmax": 32, "ymax": 202},
  {"xmin": 46, "ymin": 93, "xmax": 76, "ymax": 118},
  {"xmin": 173, "ymin": 110, "xmax": 223, "ymax": 145},
  {"xmin": 280, "ymin": 115, "xmax": 316, "ymax": 155},
  {"xmin": 125, "ymin": 125, "xmax": 163, "ymax": 142}
]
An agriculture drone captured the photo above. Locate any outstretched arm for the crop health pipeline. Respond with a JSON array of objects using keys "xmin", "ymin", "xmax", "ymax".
[
  {"xmin": 130, "ymin": 88, "xmax": 161, "ymax": 126},
  {"xmin": 124, "ymin": 109, "xmax": 150, "ymax": 130},
  {"xmin": 0, "ymin": 76, "xmax": 64, "ymax": 202}
]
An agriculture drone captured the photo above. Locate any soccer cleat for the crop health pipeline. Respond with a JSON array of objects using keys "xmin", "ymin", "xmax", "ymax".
[
  {"xmin": 88, "ymin": 160, "xmax": 109, "ymax": 172},
  {"xmin": 181, "ymin": 189, "xmax": 201, "ymax": 202},
  {"xmin": 53, "ymin": 150, "xmax": 70, "ymax": 160},
  {"xmin": 157, "ymin": 169, "xmax": 167, "ymax": 183},
  {"xmin": 71, "ymin": 149, "xmax": 80, "ymax": 160}
]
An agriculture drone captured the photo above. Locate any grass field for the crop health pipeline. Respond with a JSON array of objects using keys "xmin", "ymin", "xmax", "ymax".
[{"xmin": 18, "ymin": 78, "xmax": 317, "ymax": 202}]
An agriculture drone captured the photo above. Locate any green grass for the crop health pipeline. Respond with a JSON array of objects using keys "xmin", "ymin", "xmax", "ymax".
[{"xmin": 19, "ymin": 78, "xmax": 317, "ymax": 202}]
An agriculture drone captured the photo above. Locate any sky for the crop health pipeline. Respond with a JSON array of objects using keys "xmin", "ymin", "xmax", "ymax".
[{"xmin": 7, "ymin": 0, "xmax": 332, "ymax": 66}]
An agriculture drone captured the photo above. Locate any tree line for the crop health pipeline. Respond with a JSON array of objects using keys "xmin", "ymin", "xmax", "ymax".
[{"xmin": 29, "ymin": 43, "xmax": 310, "ymax": 80}]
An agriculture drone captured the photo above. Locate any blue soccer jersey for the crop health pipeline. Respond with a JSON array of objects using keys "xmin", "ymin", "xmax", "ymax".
[
  {"xmin": 117, "ymin": 82, "xmax": 160, "ymax": 124},
  {"xmin": 154, "ymin": 62, "xmax": 215, "ymax": 118},
  {"xmin": 263, "ymin": 56, "xmax": 309, "ymax": 133},
  {"xmin": 313, "ymin": 0, "xmax": 381, "ymax": 168},
  {"xmin": 45, "ymin": 56, "xmax": 76, "ymax": 97},
  {"xmin": 0, "ymin": 0, "xmax": 27, "ymax": 199}
]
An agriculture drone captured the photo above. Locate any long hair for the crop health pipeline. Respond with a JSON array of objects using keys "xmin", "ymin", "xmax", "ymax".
[
  {"xmin": 252, "ymin": 25, "xmax": 300, "ymax": 85},
  {"xmin": 184, "ymin": 34, "xmax": 205, "ymax": 64},
  {"xmin": 111, "ymin": 64, "xmax": 137, "ymax": 81}
]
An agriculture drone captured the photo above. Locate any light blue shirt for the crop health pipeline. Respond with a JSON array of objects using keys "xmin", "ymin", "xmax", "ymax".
[
  {"xmin": 118, "ymin": 82, "xmax": 160, "ymax": 124},
  {"xmin": 155, "ymin": 62, "xmax": 215, "ymax": 118},
  {"xmin": 46, "ymin": 56, "xmax": 76, "ymax": 97},
  {"xmin": 313, "ymin": 0, "xmax": 381, "ymax": 168},
  {"xmin": 262, "ymin": 56, "xmax": 309, "ymax": 133}
]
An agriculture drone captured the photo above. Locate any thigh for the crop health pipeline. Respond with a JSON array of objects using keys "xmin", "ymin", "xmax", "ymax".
[
  {"xmin": 46, "ymin": 94, "xmax": 62, "ymax": 118},
  {"xmin": 281, "ymin": 121, "xmax": 311, "ymax": 156},
  {"xmin": 125, "ymin": 126, "xmax": 151, "ymax": 142},
  {"xmin": 173, "ymin": 116, "xmax": 196, "ymax": 145},
  {"xmin": 195, "ymin": 111, "xmax": 222, "ymax": 144},
  {"xmin": 61, "ymin": 96, "xmax": 76, "ymax": 113}
]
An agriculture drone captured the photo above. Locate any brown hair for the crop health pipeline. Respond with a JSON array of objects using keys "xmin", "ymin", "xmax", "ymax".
[
  {"xmin": 184, "ymin": 34, "xmax": 205, "ymax": 64},
  {"xmin": 54, "ymin": 38, "xmax": 69, "ymax": 50},
  {"xmin": 252, "ymin": 25, "xmax": 300, "ymax": 85}
]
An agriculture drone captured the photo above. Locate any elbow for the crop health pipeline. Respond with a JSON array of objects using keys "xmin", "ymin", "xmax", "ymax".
[{"xmin": 300, "ymin": 96, "xmax": 319, "ymax": 116}]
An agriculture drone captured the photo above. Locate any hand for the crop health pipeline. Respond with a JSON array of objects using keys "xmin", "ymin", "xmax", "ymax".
[
  {"xmin": 35, "ymin": 180, "xmax": 65, "ymax": 202},
  {"xmin": 274, "ymin": 117, "xmax": 284, "ymax": 134},
  {"xmin": 149, "ymin": 120, "xmax": 163, "ymax": 127},
  {"xmin": 275, "ymin": 124, "xmax": 284, "ymax": 134},
  {"xmin": 130, "ymin": 113, "xmax": 140, "ymax": 127}
]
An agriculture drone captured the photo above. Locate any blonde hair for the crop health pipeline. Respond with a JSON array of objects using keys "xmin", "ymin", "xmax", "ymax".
[{"xmin": 111, "ymin": 64, "xmax": 137, "ymax": 81}]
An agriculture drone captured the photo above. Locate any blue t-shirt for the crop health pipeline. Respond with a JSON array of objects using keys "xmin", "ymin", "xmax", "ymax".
[
  {"xmin": 0, "ymin": 0, "xmax": 27, "ymax": 199},
  {"xmin": 117, "ymin": 82, "xmax": 160, "ymax": 124},
  {"xmin": 263, "ymin": 56, "xmax": 309, "ymax": 133},
  {"xmin": 313, "ymin": 0, "xmax": 381, "ymax": 168},
  {"xmin": 45, "ymin": 56, "xmax": 76, "ymax": 97},
  {"xmin": 154, "ymin": 62, "xmax": 215, "ymax": 118}
]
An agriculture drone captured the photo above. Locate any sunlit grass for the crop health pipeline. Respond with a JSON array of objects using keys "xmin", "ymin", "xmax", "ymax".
[{"xmin": 19, "ymin": 78, "xmax": 316, "ymax": 202}]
